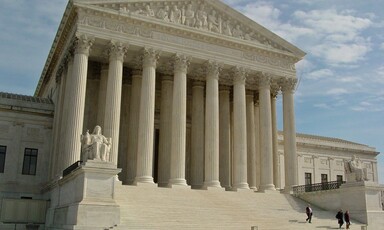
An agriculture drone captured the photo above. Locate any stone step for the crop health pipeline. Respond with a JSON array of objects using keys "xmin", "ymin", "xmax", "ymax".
[{"xmin": 114, "ymin": 184, "xmax": 365, "ymax": 230}]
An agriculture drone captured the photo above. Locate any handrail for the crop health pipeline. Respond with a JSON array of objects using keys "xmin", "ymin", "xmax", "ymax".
[{"xmin": 292, "ymin": 180, "xmax": 345, "ymax": 195}]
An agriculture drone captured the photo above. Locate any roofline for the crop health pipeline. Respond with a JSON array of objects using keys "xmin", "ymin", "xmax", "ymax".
[{"xmin": 34, "ymin": 0, "xmax": 73, "ymax": 97}]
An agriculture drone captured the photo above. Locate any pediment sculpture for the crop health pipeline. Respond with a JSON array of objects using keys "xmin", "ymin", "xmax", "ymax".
[
  {"xmin": 81, "ymin": 125, "xmax": 111, "ymax": 162},
  {"xmin": 91, "ymin": 1, "xmax": 285, "ymax": 51},
  {"xmin": 344, "ymin": 155, "xmax": 368, "ymax": 182}
]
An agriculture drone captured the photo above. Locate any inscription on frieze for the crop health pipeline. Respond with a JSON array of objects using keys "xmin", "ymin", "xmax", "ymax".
[{"xmin": 152, "ymin": 31, "xmax": 242, "ymax": 57}]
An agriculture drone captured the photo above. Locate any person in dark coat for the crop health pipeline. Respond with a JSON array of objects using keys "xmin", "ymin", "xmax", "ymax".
[
  {"xmin": 344, "ymin": 210, "xmax": 350, "ymax": 229},
  {"xmin": 305, "ymin": 205, "xmax": 313, "ymax": 223},
  {"xmin": 336, "ymin": 209, "xmax": 344, "ymax": 229}
]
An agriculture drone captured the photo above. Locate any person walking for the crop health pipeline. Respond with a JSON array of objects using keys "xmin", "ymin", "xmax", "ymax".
[
  {"xmin": 336, "ymin": 209, "xmax": 344, "ymax": 229},
  {"xmin": 305, "ymin": 204, "xmax": 313, "ymax": 223},
  {"xmin": 344, "ymin": 210, "xmax": 351, "ymax": 229}
]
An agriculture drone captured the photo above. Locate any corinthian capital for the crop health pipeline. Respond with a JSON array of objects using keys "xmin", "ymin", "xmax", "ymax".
[
  {"xmin": 232, "ymin": 66, "xmax": 247, "ymax": 85},
  {"xmin": 173, "ymin": 54, "xmax": 191, "ymax": 74},
  {"xmin": 143, "ymin": 47, "xmax": 161, "ymax": 68},
  {"xmin": 270, "ymin": 84, "xmax": 280, "ymax": 98},
  {"xmin": 258, "ymin": 72, "xmax": 272, "ymax": 89},
  {"xmin": 74, "ymin": 34, "xmax": 94, "ymax": 55},
  {"xmin": 280, "ymin": 77, "xmax": 298, "ymax": 93},
  {"xmin": 204, "ymin": 60, "xmax": 222, "ymax": 80},
  {"xmin": 108, "ymin": 41, "xmax": 128, "ymax": 62}
]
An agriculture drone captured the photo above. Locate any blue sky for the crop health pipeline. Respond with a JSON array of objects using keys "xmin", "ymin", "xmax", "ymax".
[{"xmin": 0, "ymin": 0, "xmax": 383, "ymax": 183}]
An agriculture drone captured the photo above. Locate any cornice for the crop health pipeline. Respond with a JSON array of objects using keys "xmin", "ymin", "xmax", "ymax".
[
  {"xmin": 76, "ymin": 3, "xmax": 300, "ymax": 66},
  {"xmin": 35, "ymin": 1, "xmax": 76, "ymax": 97}
]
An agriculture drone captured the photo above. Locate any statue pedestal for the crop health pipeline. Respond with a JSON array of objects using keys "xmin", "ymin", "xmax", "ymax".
[
  {"xmin": 339, "ymin": 181, "xmax": 384, "ymax": 229},
  {"xmin": 49, "ymin": 160, "xmax": 121, "ymax": 230}
]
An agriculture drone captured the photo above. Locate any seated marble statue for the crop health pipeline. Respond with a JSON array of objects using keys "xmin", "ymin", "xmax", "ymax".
[
  {"xmin": 345, "ymin": 155, "xmax": 368, "ymax": 182},
  {"xmin": 81, "ymin": 125, "xmax": 111, "ymax": 162}
]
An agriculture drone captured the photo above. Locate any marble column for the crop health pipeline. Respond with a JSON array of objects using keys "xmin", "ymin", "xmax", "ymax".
[
  {"xmin": 254, "ymin": 98, "xmax": 261, "ymax": 189},
  {"xmin": 246, "ymin": 91, "xmax": 256, "ymax": 190},
  {"xmin": 103, "ymin": 41, "xmax": 128, "ymax": 165},
  {"xmin": 58, "ymin": 55, "xmax": 73, "ymax": 174},
  {"xmin": 118, "ymin": 77, "xmax": 131, "ymax": 183},
  {"xmin": 219, "ymin": 85, "xmax": 231, "ymax": 189},
  {"xmin": 168, "ymin": 54, "xmax": 190, "ymax": 187},
  {"xmin": 158, "ymin": 75, "xmax": 173, "ymax": 187},
  {"xmin": 258, "ymin": 74, "xmax": 276, "ymax": 191},
  {"xmin": 203, "ymin": 61, "xmax": 221, "ymax": 188},
  {"xmin": 271, "ymin": 85, "xmax": 281, "ymax": 189},
  {"xmin": 232, "ymin": 67, "xmax": 249, "ymax": 190},
  {"xmin": 282, "ymin": 78, "xmax": 298, "ymax": 192},
  {"xmin": 97, "ymin": 64, "xmax": 109, "ymax": 128},
  {"xmin": 63, "ymin": 35, "xmax": 93, "ymax": 168},
  {"xmin": 50, "ymin": 67, "xmax": 66, "ymax": 179},
  {"xmin": 134, "ymin": 48, "xmax": 160, "ymax": 184},
  {"xmin": 126, "ymin": 69, "xmax": 142, "ymax": 184},
  {"xmin": 190, "ymin": 80, "xmax": 205, "ymax": 189}
]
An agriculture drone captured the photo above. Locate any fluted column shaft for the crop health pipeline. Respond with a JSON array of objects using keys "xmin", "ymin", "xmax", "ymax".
[
  {"xmin": 63, "ymin": 35, "xmax": 93, "ymax": 168},
  {"xmin": 282, "ymin": 78, "xmax": 298, "ymax": 192},
  {"xmin": 258, "ymin": 76, "xmax": 276, "ymax": 191},
  {"xmin": 135, "ymin": 48, "xmax": 159, "ymax": 184},
  {"xmin": 233, "ymin": 67, "xmax": 249, "ymax": 190},
  {"xmin": 246, "ymin": 91, "xmax": 256, "ymax": 190},
  {"xmin": 58, "ymin": 57, "xmax": 73, "ymax": 174},
  {"xmin": 50, "ymin": 69, "xmax": 66, "ymax": 179},
  {"xmin": 190, "ymin": 81, "xmax": 205, "ymax": 188},
  {"xmin": 203, "ymin": 62, "xmax": 221, "ymax": 188},
  {"xmin": 118, "ymin": 79, "xmax": 131, "ymax": 183},
  {"xmin": 169, "ymin": 55, "xmax": 190, "ymax": 186},
  {"xmin": 126, "ymin": 70, "xmax": 142, "ymax": 184},
  {"xmin": 103, "ymin": 42, "xmax": 127, "ymax": 165},
  {"xmin": 219, "ymin": 86, "xmax": 231, "ymax": 189},
  {"xmin": 97, "ymin": 64, "xmax": 109, "ymax": 128},
  {"xmin": 254, "ymin": 100, "xmax": 261, "ymax": 189},
  {"xmin": 157, "ymin": 75, "xmax": 173, "ymax": 187},
  {"xmin": 271, "ymin": 88, "xmax": 281, "ymax": 189}
]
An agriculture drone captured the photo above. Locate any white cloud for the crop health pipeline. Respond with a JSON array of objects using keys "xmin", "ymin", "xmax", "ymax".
[
  {"xmin": 311, "ymin": 41, "xmax": 371, "ymax": 65},
  {"xmin": 306, "ymin": 69, "xmax": 334, "ymax": 80},
  {"xmin": 326, "ymin": 88, "xmax": 348, "ymax": 96},
  {"xmin": 294, "ymin": 9, "xmax": 372, "ymax": 38},
  {"xmin": 314, "ymin": 103, "xmax": 331, "ymax": 109}
]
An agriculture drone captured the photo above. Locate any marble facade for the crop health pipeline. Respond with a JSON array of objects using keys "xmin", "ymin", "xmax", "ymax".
[
  {"xmin": 0, "ymin": 0, "xmax": 381, "ymax": 229},
  {"xmin": 37, "ymin": 0, "xmax": 306, "ymax": 193}
]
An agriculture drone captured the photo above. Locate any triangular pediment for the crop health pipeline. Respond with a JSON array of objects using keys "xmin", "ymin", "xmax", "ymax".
[{"xmin": 75, "ymin": 0, "xmax": 305, "ymax": 58}]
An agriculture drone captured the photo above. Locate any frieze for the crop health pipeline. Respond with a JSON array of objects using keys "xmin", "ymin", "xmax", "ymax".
[
  {"xmin": 304, "ymin": 157, "xmax": 312, "ymax": 164},
  {"xmin": 78, "ymin": 11, "xmax": 296, "ymax": 72},
  {"xmin": 79, "ymin": 14, "xmax": 153, "ymax": 38},
  {"xmin": 153, "ymin": 31, "xmax": 243, "ymax": 58},
  {"xmin": 91, "ymin": 1, "xmax": 289, "ymax": 52},
  {"xmin": 243, "ymin": 51, "xmax": 296, "ymax": 71}
]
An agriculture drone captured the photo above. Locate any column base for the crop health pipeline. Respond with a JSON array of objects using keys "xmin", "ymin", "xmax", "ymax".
[
  {"xmin": 167, "ymin": 178, "xmax": 189, "ymax": 188},
  {"xmin": 133, "ymin": 176, "xmax": 155, "ymax": 184},
  {"xmin": 233, "ymin": 182, "xmax": 250, "ymax": 190},
  {"xmin": 258, "ymin": 184, "xmax": 276, "ymax": 192},
  {"xmin": 202, "ymin": 181, "xmax": 224, "ymax": 191}
]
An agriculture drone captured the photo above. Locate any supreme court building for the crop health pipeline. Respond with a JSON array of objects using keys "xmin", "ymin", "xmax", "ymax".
[{"xmin": 0, "ymin": 0, "xmax": 380, "ymax": 229}]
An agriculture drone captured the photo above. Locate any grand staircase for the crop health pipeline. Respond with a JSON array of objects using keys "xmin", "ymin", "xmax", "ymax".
[{"xmin": 114, "ymin": 184, "xmax": 364, "ymax": 229}]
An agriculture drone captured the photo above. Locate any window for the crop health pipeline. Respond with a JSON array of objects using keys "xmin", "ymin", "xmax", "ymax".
[
  {"xmin": 321, "ymin": 174, "xmax": 328, "ymax": 183},
  {"xmin": 22, "ymin": 148, "xmax": 38, "ymax": 175},
  {"xmin": 321, "ymin": 174, "xmax": 328, "ymax": 190},
  {"xmin": 305, "ymin": 173, "xmax": 312, "ymax": 185},
  {"xmin": 337, "ymin": 175, "xmax": 343, "ymax": 185},
  {"xmin": 305, "ymin": 173, "xmax": 312, "ymax": 192},
  {"xmin": 0, "ymin": 145, "xmax": 6, "ymax": 173}
]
